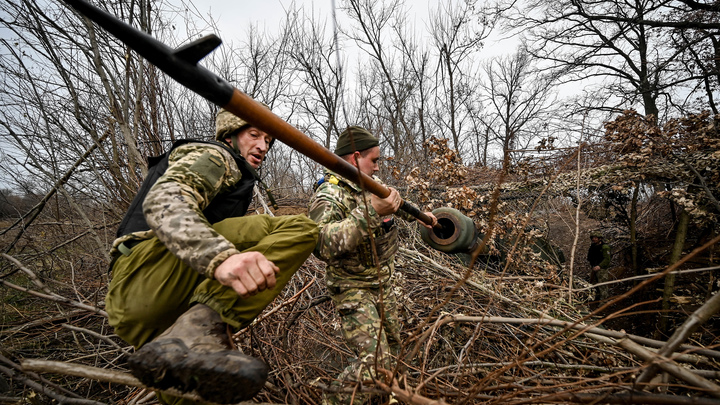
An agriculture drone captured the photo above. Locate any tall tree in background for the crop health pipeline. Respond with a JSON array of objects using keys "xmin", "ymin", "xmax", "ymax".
[
  {"xmin": 506, "ymin": 0, "xmax": 710, "ymax": 122},
  {"xmin": 667, "ymin": 8, "xmax": 720, "ymax": 114},
  {"xmin": 429, "ymin": 0, "xmax": 493, "ymax": 155},
  {"xmin": 481, "ymin": 49, "xmax": 557, "ymax": 167},
  {"xmin": 342, "ymin": 0, "xmax": 420, "ymax": 164},
  {"xmin": 286, "ymin": 6, "xmax": 345, "ymax": 149}
]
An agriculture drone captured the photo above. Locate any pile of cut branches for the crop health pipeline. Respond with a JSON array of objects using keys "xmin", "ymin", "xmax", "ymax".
[{"xmin": 2, "ymin": 219, "xmax": 719, "ymax": 404}]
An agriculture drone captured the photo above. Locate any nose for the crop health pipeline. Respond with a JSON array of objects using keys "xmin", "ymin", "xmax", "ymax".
[{"xmin": 257, "ymin": 139, "xmax": 268, "ymax": 153}]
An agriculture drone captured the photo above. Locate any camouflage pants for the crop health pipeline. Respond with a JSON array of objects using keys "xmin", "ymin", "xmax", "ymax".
[
  {"xmin": 592, "ymin": 267, "xmax": 611, "ymax": 301},
  {"xmin": 106, "ymin": 214, "xmax": 318, "ymax": 405},
  {"xmin": 325, "ymin": 283, "xmax": 402, "ymax": 405}
]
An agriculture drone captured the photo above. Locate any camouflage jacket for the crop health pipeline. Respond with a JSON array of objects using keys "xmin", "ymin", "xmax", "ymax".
[
  {"xmin": 308, "ymin": 170, "xmax": 415, "ymax": 289},
  {"xmin": 110, "ymin": 142, "xmax": 253, "ymax": 279}
]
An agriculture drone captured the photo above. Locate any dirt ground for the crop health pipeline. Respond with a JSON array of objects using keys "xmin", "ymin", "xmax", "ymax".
[{"xmin": 271, "ymin": 205, "xmax": 309, "ymax": 216}]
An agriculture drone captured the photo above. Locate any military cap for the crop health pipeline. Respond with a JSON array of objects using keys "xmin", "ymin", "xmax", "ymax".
[
  {"xmin": 334, "ymin": 126, "xmax": 379, "ymax": 156},
  {"xmin": 590, "ymin": 231, "xmax": 604, "ymax": 239}
]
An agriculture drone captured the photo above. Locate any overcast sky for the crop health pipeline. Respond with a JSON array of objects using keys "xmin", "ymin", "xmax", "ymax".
[
  {"xmin": 186, "ymin": 0, "xmax": 517, "ymax": 72},
  {"xmin": 200, "ymin": 0, "xmax": 434, "ymax": 38}
]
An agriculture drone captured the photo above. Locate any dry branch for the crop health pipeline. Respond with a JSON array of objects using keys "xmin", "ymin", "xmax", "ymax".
[
  {"xmin": 587, "ymin": 333, "xmax": 720, "ymax": 399},
  {"xmin": 636, "ymin": 290, "xmax": 720, "ymax": 385},
  {"xmin": 20, "ymin": 359, "xmax": 274, "ymax": 404}
]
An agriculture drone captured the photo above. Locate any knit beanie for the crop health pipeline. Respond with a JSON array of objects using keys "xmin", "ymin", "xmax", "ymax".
[
  {"xmin": 214, "ymin": 104, "xmax": 275, "ymax": 150},
  {"xmin": 334, "ymin": 126, "xmax": 379, "ymax": 156},
  {"xmin": 215, "ymin": 108, "xmax": 250, "ymax": 141}
]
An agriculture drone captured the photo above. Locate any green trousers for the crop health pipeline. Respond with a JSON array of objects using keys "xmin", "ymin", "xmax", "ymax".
[{"xmin": 106, "ymin": 214, "xmax": 318, "ymax": 405}]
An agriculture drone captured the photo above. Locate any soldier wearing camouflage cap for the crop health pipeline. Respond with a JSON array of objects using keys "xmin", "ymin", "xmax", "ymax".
[
  {"xmin": 105, "ymin": 107, "xmax": 318, "ymax": 405},
  {"xmin": 587, "ymin": 231, "xmax": 612, "ymax": 301},
  {"xmin": 308, "ymin": 126, "xmax": 437, "ymax": 405}
]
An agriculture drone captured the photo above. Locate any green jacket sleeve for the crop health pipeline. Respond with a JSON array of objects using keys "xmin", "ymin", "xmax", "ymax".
[{"xmin": 599, "ymin": 244, "xmax": 612, "ymax": 269}]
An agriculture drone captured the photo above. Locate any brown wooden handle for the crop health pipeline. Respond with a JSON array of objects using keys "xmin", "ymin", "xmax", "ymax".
[
  {"xmin": 400, "ymin": 200, "xmax": 435, "ymax": 226},
  {"xmin": 224, "ymin": 90, "xmax": 391, "ymax": 198},
  {"xmin": 225, "ymin": 91, "xmax": 436, "ymax": 227}
]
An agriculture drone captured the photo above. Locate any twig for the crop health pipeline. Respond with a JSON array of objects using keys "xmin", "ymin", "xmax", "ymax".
[
  {"xmin": 20, "ymin": 359, "xmax": 273, "ymax": 404},
  {"xmin": 0, "ymin": 363, "xmax": 106, "ymax": 405},
  {"xmin": 414, "ymin": 315, "xmax": 720, "ymax": 361},
  {"xmin": 636, "ymin": 290, "xmax": 720, "ymax": 386},
  {"xmin": 2, "ymin": 253, "xmax": 58, "ymax": 296},
  {"xmin": 61, "ymin": 323, "xmax": 131, "ymax": 353},
  {"xmin": 587, "ymin": 333, "xmax": 720, "ymax": 399},
  {"xmin": 0, "ymin": 308, "xmax": 85, "ymax": 338},
  {"xmin": 679, "ymin": 156, "xmax": 720, "ymax": 213},
  {"xmin": 572, "ymin": 265, "xmax": 720, "ymax": 292},
  {"xmin": 0, "ymin": 278, "xmax": 108, "ymax": 317},
  {"xmin": 236, "ymin": 277, "xmax": 319, "ymax": 337},
  {"xmin": 527, "ymin": 391, "xmax": 720, "ymax": 405},
  {"xmin": 375, "ymin": 369, "xmax": 449, "ymax": 405}
]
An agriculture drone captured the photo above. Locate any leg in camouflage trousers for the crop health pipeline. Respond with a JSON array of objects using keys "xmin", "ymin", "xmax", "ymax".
[
  {"xmin": 324, "ymin": 284, "xmax": 401, "ymax": 405},
  {"xmin": 594, "ymin": 267, "xmax": 611, "ymax": 301}
]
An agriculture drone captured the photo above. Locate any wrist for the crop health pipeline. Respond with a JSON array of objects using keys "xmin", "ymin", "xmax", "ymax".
[{"xmin": 206, "ymin": 248, "xmax": 241, "ymax": 279}]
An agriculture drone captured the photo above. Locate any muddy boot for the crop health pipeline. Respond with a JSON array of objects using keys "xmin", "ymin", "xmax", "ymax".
[{"xmin": 127, "ymin": 304, "xmax": 268, "ymax": 404}]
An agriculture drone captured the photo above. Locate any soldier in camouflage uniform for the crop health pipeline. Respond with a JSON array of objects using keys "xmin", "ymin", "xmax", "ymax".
[
  {"xmin": 588, "ymin": 231, "xmax": 612, "ymax": 301},
  {"xmin": 308, "ymin": 126, "xmax": 437, "ymax": 405},
  {"xmin": 105, "ymin": 107, "xmax": 318, "ymax": 405}
]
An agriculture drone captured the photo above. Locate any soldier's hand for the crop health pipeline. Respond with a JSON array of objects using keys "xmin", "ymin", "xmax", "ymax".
[
  {"xmin": 214, "ymin": 252, "xmax": 280, "ymax": 298},
  {"xmin": 419, "ymin": 211, "xmax": 438, "ymax": 229},
  {"xmin": 371, "ymin": 187, "xmax": 402, "ymax": 216}
]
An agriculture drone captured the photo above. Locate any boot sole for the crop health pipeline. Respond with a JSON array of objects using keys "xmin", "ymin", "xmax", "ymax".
[{"xmin": 128, "ymin": 338, "xmax": 269, "ymax": 404}]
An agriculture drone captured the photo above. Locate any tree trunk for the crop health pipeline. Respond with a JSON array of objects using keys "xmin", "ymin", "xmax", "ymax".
[
  {"xmin": 659, "ymin": 209, "xmax": 690, "ymax": 336},
  {"xmin": 630, "ymin": 185, "xmax": 640, "ymax": 276}
]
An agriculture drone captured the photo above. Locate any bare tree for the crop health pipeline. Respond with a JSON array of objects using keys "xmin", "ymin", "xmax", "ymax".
[
  {"xmin": 285, "ymin": 6, "xmax": 345, "ymax": 149},
  {"xmin": 481, "ymin": 48, "xmax": 557, "ymax": 168},
  {"xmin": 505, "ymin": 0, "xmax": 715, "ymax": 122},
  {"xmin": 341, "ymin": 0, "xmax": 420, "ymax": 165},
  {"xmin": 429, "ymin": 0, "xmax": 494, "ymax": 155}
]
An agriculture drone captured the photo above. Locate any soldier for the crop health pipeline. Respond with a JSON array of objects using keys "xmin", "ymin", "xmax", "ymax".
[
  {"xmin": 105, "ymin": 108, "xmax": 319, "ymax": 405},
  {"xmin": 587, "ymin": 231, "xmax": 612, "ymax": 301},
  {"xmin": 308, "ymin": 126, "xmax": 437, "ymax": 405}
]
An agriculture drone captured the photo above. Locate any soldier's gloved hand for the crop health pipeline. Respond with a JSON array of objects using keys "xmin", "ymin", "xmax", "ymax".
[
  {"xmin": 214, "ymin": 252, "xmax": 280, "ymax": 298},
  {"xmin": 371, "ymin": 187, "xmax": 402, "ymax": 216}
]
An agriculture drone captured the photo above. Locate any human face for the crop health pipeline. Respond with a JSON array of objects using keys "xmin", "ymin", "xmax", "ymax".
[
  {"xmin": 591, "ymin": 236, "xmax": 601, "ymax": 245},
  {"xmin": 353, "ymin": 146, "xmax": 381, "ymax": 176},
  {"xmin": 229, "ymin": 126, "xmax": 272, "ymax": 168}
]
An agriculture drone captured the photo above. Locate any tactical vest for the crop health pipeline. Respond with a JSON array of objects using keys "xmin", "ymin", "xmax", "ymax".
[
  {"xmin": 587, "ymin": 243, "xmax": 608, "ymax": 267},
  {"xmin": 115, "ymin": 139, "xmax": 257, "ymax": 238},
  {"xmin": 327, "ymin": 174, "xmax": 399, "ymax": 270}
]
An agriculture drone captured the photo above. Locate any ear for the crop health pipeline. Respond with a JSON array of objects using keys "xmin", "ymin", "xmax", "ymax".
[{"xmin": 348, "ymin": 151, "xmax": 360, "ymax": 166}]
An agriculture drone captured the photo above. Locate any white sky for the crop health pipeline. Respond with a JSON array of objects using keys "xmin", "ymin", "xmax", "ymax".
[
  {"xmin": 187, "ymin": 0, "xmax": 519, "ymax": 77},
  {"xmin": 203, "ymin": 0, "xmax": 434, "ymax": 37}
]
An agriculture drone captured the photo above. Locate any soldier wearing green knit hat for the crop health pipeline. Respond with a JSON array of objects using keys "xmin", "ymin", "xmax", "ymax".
[{"xmin": 309, "ymin": 125, "xmax": 436, "ymax": 405}]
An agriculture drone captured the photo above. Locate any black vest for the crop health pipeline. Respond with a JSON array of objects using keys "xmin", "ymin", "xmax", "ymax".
[
  {"xmin": 116, "ymin": 140, "xmax": 257, "ymax": 238},
  {"xmin": 587, "ymin": 243, "xmax": 606, "ymax": 267}
]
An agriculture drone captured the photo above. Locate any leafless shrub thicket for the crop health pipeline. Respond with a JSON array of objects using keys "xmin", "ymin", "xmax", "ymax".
[{"xmin": 1, "ymin": 0, "xmax": 719, "ymax": 403}]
